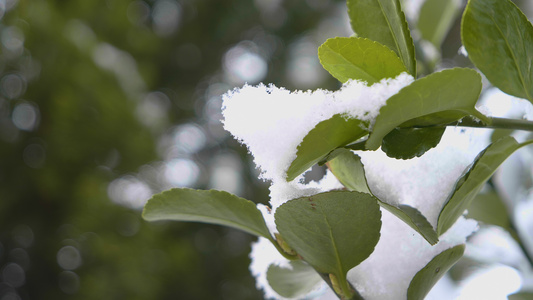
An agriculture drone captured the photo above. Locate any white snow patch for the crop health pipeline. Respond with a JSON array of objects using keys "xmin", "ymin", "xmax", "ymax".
[
  {"xmin": 249, "ymin": 237, "xmax": 293, "ymax": 300},
  {"xmin": 358, "ymin": 127, "xmax": 491, "ymax": 228},
  {"xmin": 347, "ymin": 210, "xmax": 478, "ymax": 300}
]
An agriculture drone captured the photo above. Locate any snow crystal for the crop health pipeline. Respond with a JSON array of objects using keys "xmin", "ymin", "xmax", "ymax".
[
  {"xmin": 458, "ymin": 45, "xmax": 469, "ymax": 57},
  {"xmin": 347, "ymin": 210, "xmax": 478, "ymax": 300}
]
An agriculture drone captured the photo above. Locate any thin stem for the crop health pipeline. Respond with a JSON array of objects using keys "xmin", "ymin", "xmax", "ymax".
[
  {"xmin": 345, "ymin": 116, "xmax": 533, "ymax": 153},
  {"xmin": 342, "ymin": 278, "xmax": 364, "ymax": 300},
  {"xmin": 433, "ymin": 116, "xmax": 533, "ymax": 132},
  {"xmin": 268, "ymin": 237, "xmax": 299, "ymax": 260},
  {"xmin": 315, "ymin": 271, "xmax": 364, "ymax": 300}
]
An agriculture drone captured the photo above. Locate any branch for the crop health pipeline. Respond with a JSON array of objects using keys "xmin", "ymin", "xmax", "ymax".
[
  {"xmin": 437, "ymin": 116, "xmax": 533, "ymax": 132},
  {"xmin": 315, "ymin": 271, "xmax": 364, "ymax": 300}
]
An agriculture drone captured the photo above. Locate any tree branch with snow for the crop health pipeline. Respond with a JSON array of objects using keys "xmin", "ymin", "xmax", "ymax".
[{"xmin": 142, "ymin": 0, "xmax": 533, "ymax": 299}]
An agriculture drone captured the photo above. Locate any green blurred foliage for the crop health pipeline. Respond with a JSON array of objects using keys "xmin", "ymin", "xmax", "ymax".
[{"xmin": 0, "ymin": 0, "xmax": 346, "ymax": 299}]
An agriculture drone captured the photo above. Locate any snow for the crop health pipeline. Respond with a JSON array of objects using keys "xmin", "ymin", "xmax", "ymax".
[
  {"xmin": 477, "ymin": 88, "xmax": 533, "ymax": 121},
  {"xmin": 249, "ymin": 237, "xmax": 293, "ymax": 300}
]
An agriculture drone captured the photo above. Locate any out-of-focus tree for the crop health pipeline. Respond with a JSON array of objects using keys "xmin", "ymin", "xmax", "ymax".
[{"xmin": 0, "ymin": 0, "xmax": 352, "ymax": 299}]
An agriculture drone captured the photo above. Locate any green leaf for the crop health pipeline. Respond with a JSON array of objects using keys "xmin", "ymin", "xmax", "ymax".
[
  {"xmin": 379, "ymin": 202, "xmax": 439, "ymax": 245},
  {"xmin": 447, "ymin": 256, "xmax": 485, "ymax": 282},
  {"xmin": 266, "ymin": 261, "xmax": 323, "ymax": 298},
  {"xmin": 418, "ymin": 0, "xmax": 461, "ymax": 48},
  {"xmin": 143, "ymin": 188, "xmax": 272, "ymax": 240},
  {"xmin": 462, "ymin": 0, "xmax": 533, "ymax": 102},
  {"xmin": 437, "ymin": 136, "xmax": 533, "ymax": 235},
  {"xmin": 491, "ymin": 128, "xmax": 514, "ymax": 143},
  {"xmin": 318, "ymin": 37, "xmax": 408, "ymax": 84},
  {"xmin": 407, "ymin": 245, "xmax": 465, "ymax": 300},
  {"xmin": 366, "ymin": 68, "xmax": 486, "ymax": 150},
  {"xmin": 327, "ymin": 149, "xmax": 371, "ymax": 194},
  {"xmin": 508, "ymin": 292, "xmax": 533, "ymax": 300},
  {"xmin": 466, "ymin": 192, "xmax": 512, "ymax": 230},
  {"xmin": 286, "ymin": 114, "xmax": 368, "ymax": 181},
  {"xmin": 275, "ymin": 191, "xmax": 381, "ymax": 285},
  {"xmin": 326, "ymin": 150, "xmax": 438, "ymax": 244},
  {"xmin": 347, "ymin": 0, "xmax": 416, "ymax": 76},
  {"xmin": 381, "ymin": 127, "xmax": 446, "ymax": 159}
]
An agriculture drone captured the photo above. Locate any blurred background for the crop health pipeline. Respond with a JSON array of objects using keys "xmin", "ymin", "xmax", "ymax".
[{"xmin": 0, "ymin": 0, "xmax": 532, "ymax": 299}]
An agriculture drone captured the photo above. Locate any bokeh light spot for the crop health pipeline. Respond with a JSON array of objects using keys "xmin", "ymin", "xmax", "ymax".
[
  {"xmin": 11, "ymin": 102, "xmax": 39, "ymax": 131},
  {"xmin": 8, "ymin": 249, "xmax": 29, "ymax": 271},
  {"xmin": 2, "ymin": 263, "xmax": 24, "ymax": 288},
  {"xmin": 172, "ymin": 123, "xmax": 206, "ymax": 154},
  {"xmin": 56, "ymin": 246, "xmax": 82, "ymax": 271},
  {"xmin": 136, "ymin": 91, "xmax": 171, "ymax": 129},
  {"xmin": 287, "ymin": 37, "xmax": 326, "ymax": 88},
  {"xmin": 208, "ymin": 153, "xmax": 243, "ymax": 195},
  {"xmin": 127, "ymin": 1, "xmax": 150, "ymax": 26},
  {"xmin": 1, "ymin": 26, "xmax": 24, "ymax": 53},
  {"xmin": 163, "ymin": 158, "xmax": 200, "ymax": 187},
  {"xmin": 23, "ymin": 143, "xmax": 46, "ymax": 169},
  {"xmin": 223, "ymin": 42, "xmax": 267, "ymax": 85},
  {"xmin": 58, "ymin": 271, "xmax": 80, "ymax": 295},
  {"xmin": 152, "ymin": 0, "xmax": 182, "ymax": 37},
  {"xmin": 0, "ymin": 74, "xmax": 26, "ymax": 99},
  {"xmin": 107, "ymin": 176, "xmax": 152, "ymax": 210}
]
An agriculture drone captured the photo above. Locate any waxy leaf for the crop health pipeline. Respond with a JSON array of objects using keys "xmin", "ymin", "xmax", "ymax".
[
  {"xmin": 143, "ymin": 188, "xmax": 272, "ymax": 240},
  {"xmin": 381, "ymin": 202, "xmax": 439, "ymax": 245},
  {"xmin": 327, "ymin": 149, "xmax": 371, "ymax": 194},
  {"xmin": 347, "ymin": 0, "xmax": 416, "ymax": 76},
  {"xmin": 437, "ymin": 137, "xmax": 533, "ymax": 235},
  {"xmin": 266, "ymin": 261, "xmax": 322, "ymax": 298},
  {"xmin": 275, "ymin": 191, "xmax": 381, "ymax": 285},
  {"xmin": 462, "ymin": 0, "xmax": 533, "ymax": 102},
  {"xmin": 366, "ymin": 68, "xmax": 486, "ymax": 150},
  {"xmin": 286, "ymin": 114, "xmax": 368, "ymax": 181},
  {"xmin": 509, "ymin": 292, "xmax": 533, "ymax": 300},
  {"xmin": 327, "ymin": 150, "xmax": 438, "ymax": 245},
  {"xmin": 466, "ymin": 192, "xmax": 512, "ymax": 231},
  {"xmin": 381, "ymin": 127, "xmax": 446, "ymax": 159},
  {"xmin": 318, "ymin": 37, "xmax": 407, "ymax": 84},
  {"xmin": 491, "ymin": 128, "xmax": 514, "ymax": 143},
  {"xmin": 418, "ymin": 0, "xmax": 461, "ymax": 48},
  {"xmin": 407, "ymin": 245, "xmax": 465, "ymax": 300},
  {"xmin": 468, "ymin": 191, "xmax": 522, "ymax": 245}
]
